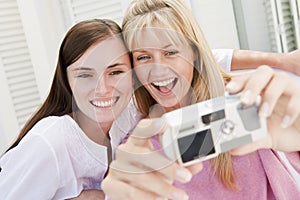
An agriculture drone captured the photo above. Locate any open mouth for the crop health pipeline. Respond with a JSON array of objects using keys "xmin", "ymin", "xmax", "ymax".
[
  {"xmin": 151, "ymin": 78, "xmax": 178, "ymax": 94},
  {"xmin": 90, "ymin": 97, "xmax": 119, "ymax": 108}
]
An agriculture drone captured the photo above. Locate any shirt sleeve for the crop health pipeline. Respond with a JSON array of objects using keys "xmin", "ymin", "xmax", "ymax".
[
  {"xmin": 0, "ymin": 133, "xmax": 60, "ymax": 199},
  {"xmin": 212, "ymin": 49, "xmax": 234, "ymax": 72}
]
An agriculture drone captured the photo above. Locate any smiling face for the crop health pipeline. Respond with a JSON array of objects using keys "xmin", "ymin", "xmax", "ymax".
[
  {"xmin": 67, "ymin": 37, "xmax": 132, "ymax": 127},
  {"xmin": 131, "ymin": 28, "xmax": 195, "ymax": 111}
]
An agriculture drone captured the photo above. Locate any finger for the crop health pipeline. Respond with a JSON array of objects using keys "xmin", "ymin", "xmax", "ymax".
[
  {"xmin": 226, "ymin": 66, "xmax": 274, "ymax": 103},
  {"xmin": 230, "ymin": 134, "xmax": 272, "ymax": 156},
  {"xmin": 273, "ymin": 88, "xmax": 300, "ymax": 128},
  {"xmin": 186, "ymin": 162, "xmax": 203, "ymax": 175},
  {"xmin": 258, "ymin": 71, "xmax": 289, "ymax": 117},
  {"xmin": 102, "ymin": 177, "xmax": 163, "ymax": 200},
  {"xmin": 240, "ymin": 66, "xmax": 274, "ymax": 105},
  {"xmin": 114, "ymin": 147, "xmax": 192, "ymax": 183},
  {"xmin": 109, "ymin": 162, "xmax": 189, "ymax": 200},
  {"xmin": 225, "ymin": 73, "xmax": 251, "ymax": 93},
  {"xmin": 279, "ymin": 89, "xmax": 300, "ymax": 128},
  {"xmin": 127, "ymin": 118, "xmax": 168, "ymax": 147}
]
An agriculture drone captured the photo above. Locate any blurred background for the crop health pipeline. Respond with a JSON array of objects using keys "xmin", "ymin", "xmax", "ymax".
[{"xmin": 0, "ymin": 0, "xmax": 299, "ymax": 154}]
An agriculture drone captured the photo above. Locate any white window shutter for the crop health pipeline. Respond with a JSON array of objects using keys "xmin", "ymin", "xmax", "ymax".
[
  {"xmin": 60, "ymin": 0, "xmax": 129, "ymax": 29},
  {"xmin": 265, "ymin": 0, "xmax": 282, "ymax": 52},
  {"xmin": 290, "ymin": 0, "xmax": 300, "ymax": 48},
  {"xmin": 264, "ymin": 0, "xmax": 299, "ymax": 52},
  {"xmin": 0, "ymin": 0, "xmax": 41, "ymax": 140},
  {"xmin": 276, "ymin": 0, "xmax": 298, "ymax": 52}
]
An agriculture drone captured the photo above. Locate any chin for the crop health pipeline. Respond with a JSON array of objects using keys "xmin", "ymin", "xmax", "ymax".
[{"xmin": 157, "ymin": 99, "xmax": 181, "ymax": 110}]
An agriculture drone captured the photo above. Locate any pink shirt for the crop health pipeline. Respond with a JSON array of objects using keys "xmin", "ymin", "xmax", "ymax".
[{"xmin": 174, "ymin": 150, "xmax": 300, "ymax": 200}]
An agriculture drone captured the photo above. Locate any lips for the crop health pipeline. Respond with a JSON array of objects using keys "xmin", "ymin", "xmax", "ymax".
[
  {"xmin": 151, "ymin": 78, "xmax": 177, "ymax": 94},
  {"xmin": 90, "ymin": 97, "xmax": 119, "ymax": 108}
]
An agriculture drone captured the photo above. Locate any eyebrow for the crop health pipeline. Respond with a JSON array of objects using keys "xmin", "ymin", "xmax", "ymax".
[
  {"xmin": 107, "ymin": 62, "xmax": 127, "ymax": 68},
  {"xmin": 72, "ymin": 63, "xmax": 127, "ymax": 71},
  {"xmin": 72, "ymin": 67, "xmax": 92, "ymax": 71},
  {"xmin": 132, "ymin": 44, "xmax": 173, "ymax": 53}
]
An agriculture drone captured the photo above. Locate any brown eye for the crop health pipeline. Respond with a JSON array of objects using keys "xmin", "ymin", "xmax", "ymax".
[
  {"xmin": 77, "ymin": 74, "xmax": 92, "ymax": 78},
  {"xmin": 109, "ymin": 70, "xmax": 124, "ymax": 75}
]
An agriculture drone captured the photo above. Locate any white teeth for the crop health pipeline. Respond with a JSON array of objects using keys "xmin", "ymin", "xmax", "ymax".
[
  {"xmin": 92, "ymin": 98, "xmax": 116, "ymax": 107},
  {"xmin": 152, "ymin": 78, "xmax": 175, "ymax": 87}
]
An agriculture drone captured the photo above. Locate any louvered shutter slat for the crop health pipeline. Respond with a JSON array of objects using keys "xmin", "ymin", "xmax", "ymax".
[
  {"xmin": 6, "ymin": 68, "xmax": 35, "ymax": 81},
  {"xmin": 2, "ymin": 54, "xmax": 30, "ymax": 65},
  {"xmin": 62, "ymin": 0, "xmax": 125, "ymax": 26},
  {"xmin": 0, "ymin": 1, "xmax": 17, "ymax": 9},
  {"xmin": 13, "ymin": 94, "xmax": 40, "ymax": 105},
  {"xmin": 8, "ymin": 82, "xmax": 37, "ymax": 93},
  {"xmin": 0, "ymin": 35, "xmax": 25, "ymax": 45},
  {"xmin": 11, "ymin": 88, "xmax": 39, "ymax": 98},
  {"xmin": 0, "ymin": 14, "xmax": 20, "ymax": 23},
  {"xmin": 0, "ymin": 41, "xmax": 27, "ymax": 52},
  {"xmin": 0, "ymin": 21, "xmax": 22, "ymax": 31},
  {"xmin": 3, "ymin": 61, "xmax": 32, "ymax": 72},
  {"xmin": 2, "ymin": 47, "xmax": 28, "ymax": 57},
  {"xmin": 0, "ymin": 7, "xmax": 19, "ymax": 16}
]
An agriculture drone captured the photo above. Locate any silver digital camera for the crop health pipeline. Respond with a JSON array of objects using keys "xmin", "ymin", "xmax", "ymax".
[{"xmin": 159, "ymin": 93, "xmax": 267, "ymax": 166}]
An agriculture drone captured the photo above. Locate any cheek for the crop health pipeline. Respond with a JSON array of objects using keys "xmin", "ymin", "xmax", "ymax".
[
  {"xmin": 115, "ymin": 74, "xmax": 133, "ymax": 93},
  {"xmin": 134, "ymin": 66, "xmax": 150, "ymax": 85},
  {"xmin": 173, "ymin": 60, "xmax": 194, "ymax": 83}
]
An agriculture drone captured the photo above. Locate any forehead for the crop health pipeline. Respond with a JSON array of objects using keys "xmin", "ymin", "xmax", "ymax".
[
  {"xmin": 71, "ymin": 37, "xmax": 129, "ymax": 68},
  {"xmin": 130, "ymin": 28, "xmax": 189, "ymax": 51}
]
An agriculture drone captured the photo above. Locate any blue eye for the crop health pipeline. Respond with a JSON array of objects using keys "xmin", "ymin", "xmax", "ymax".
[{"xmin": 136, "ymin": 55, "xmax": 151, "ymax": 61}]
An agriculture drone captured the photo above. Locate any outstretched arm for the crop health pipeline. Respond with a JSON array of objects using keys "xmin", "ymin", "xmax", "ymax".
[
  {"xmin": 231, "ymin": 49, "xmax": 300, "ymax": 76},
  {"xmin": 226, "ymin": 66, "xmax": 300, "ymax": 155}
]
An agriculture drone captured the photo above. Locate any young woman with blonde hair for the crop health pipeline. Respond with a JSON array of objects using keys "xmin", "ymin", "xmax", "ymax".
[{"xmin": 102, "ymin": 0, "xmax": 300, "ymax": 199}]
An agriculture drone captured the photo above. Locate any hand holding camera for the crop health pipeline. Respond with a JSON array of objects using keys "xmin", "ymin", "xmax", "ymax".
[{"xmin": 159, "ymin": 93, "xmax": 268, "ymax": 166}]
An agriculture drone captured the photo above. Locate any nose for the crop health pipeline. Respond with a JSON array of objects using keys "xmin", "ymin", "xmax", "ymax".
[
  {"xmin": 95, "ymin": 74, "xmax": 111, "ymax": 95},
  {"xmin": 150, "ymin": 53, "xmax": 171, "ymax": 76}
]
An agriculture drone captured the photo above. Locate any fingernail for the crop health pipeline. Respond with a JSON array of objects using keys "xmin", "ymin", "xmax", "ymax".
[
  {"xmin": 226, "ymin": 81, "xmax": 238, "ymax": 91},
  {"xmin": 139, "ymin": 118, "xmax": 165, "ymax": 129},
  {"xmin": 259, "ymin": 102, "xmax": 270, "ymax": 117},
  {"xmin": 172, "ymin": 191, "xmax": 189, "ymax": 200},
  {"xmin": 281, "ymin": 115, "xmax": 291, "ymax": 128},
  {"xmin": 155, "ymin": 198, "xmax": 167, "ymax": 200},
  {"xmin": 241, "ymin": 90, "xmax": 252, "ymax": 104},
  {"xmin": 176, "ymin": 169, "xmax": 192, "ymax": 182}
]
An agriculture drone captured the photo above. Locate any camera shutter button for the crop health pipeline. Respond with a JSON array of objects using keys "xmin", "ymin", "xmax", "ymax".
[{"xmin": 221, "ymin": 120, "xmax": 235, "ymax": 135}]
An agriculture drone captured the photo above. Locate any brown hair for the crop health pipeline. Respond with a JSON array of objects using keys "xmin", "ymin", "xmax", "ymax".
[
  {"xmin": 5, "ymin": 19, "xmax": 123, "ymax": 153},
  {"xmin": 122, "ymin": 0, "xmax": 236, "ymax": 189}
]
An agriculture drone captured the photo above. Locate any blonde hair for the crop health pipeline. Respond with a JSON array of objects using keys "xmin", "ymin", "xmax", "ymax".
[{"xmin": 122, "ymin": 0, "xmax": 236, "ymax": 189}]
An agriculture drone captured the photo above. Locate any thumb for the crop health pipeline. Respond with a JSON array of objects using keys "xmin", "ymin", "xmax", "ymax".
[{"xmin": 128, "ymin": 118, "xmax": 168, "ymax": 147}]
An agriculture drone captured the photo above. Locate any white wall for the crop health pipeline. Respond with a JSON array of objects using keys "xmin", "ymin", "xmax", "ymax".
[
  {"xmin": 239, "ymin": 0, "xmax": 272, "ymax": 51},
  {"xmin": 190, "ymin": 0, "xmax": 240, "ymax": 49}
]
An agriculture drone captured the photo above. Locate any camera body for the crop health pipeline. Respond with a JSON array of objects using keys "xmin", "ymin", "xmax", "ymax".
[{"xmin": 159, "ymin": 93, "xmax": 267, "ymax": 166}]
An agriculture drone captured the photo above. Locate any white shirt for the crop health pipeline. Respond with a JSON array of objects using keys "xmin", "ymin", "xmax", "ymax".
[
  {"xmin": 212, "ymin": 49, "xmax": 234, "ymax": 72},
  {"xmin": 0, "ymin": 101, "xmax": 141, "ymax": 200}
]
